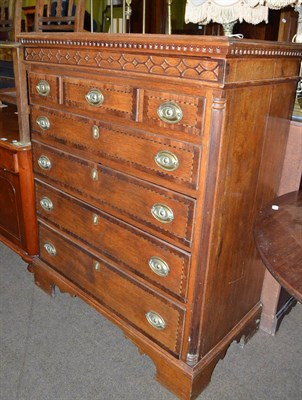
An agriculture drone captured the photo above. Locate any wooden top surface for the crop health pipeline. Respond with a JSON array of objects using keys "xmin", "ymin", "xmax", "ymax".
[
  {"xmin": 254, "ymin": 191, "xmax": 302, "ymax": 303},
  {"xmin": 17, "ymin": 32, "xmax": 302, "ymax": 59},
  {"xmin": 17, "ymin": 33, "xmax": 302, "ymax": 88}
]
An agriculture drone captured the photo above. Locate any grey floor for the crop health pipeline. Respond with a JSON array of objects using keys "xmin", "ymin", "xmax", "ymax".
[{"xmin": 1, "ymin": 241, "xmax": 301, "ymax": 400}]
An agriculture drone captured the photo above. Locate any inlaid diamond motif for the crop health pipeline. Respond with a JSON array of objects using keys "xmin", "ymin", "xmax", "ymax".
[
  {"xmin": 73, "ymin": 51, "xmax": 82, "ymax": 64},
  {"xmin": 24, "ymin": 46, "xmax": 223, "ymax": 83},
  {"xmin": 175, "ymin": 60, "xmax": 187, "ymax": 74},
  {"xmin": 94, "ymin": 52, "xmax": 103, "ymax": 66},
  {"xmin": 161, "ymin": 61, "xmax": 169, "ymax": 71},
  {"xmin": 117, "ymin": 55, "xmax": 127, "ymax": 67},
  {"xmin": 196, "ymin": 65, "xmax": 206, "ymax": 75},
  {"xmin": 47, "ymin": 50, "xmax": 53, "ymax": 60},
  {"xmin": 145, "ymin": 58, "xmax": 155, "ymax": 71}
]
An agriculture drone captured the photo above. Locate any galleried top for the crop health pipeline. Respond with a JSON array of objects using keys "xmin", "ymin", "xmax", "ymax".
[
  {"xmin": 18, "ymin": 33, "xmax": 302, "ymax": 85},
  {"xmin": 18, "ymin": 33, "xmax": 302, "ymax": 58}
]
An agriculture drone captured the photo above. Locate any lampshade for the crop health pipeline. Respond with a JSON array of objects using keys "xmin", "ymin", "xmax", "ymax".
[
  {"xmin": 185, "ymin": 0, "xmax": 269, "ymax": 25},
  {"xmin": 185, "ymin": 0, "xmax": 301, "ymax": 25},
  {"xmin": 264, "ymin": 1, "xmax": 301, "ymax": 8}
]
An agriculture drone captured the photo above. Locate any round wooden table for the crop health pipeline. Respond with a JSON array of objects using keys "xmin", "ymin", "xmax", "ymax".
[{"xmin": 254, "ymin": 191, "xmax": 302, "ymax": 303}]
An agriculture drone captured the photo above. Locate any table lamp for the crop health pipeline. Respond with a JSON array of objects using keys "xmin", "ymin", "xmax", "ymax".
[{"xmin": 185, "ymin": 0, "xmax": 301, "ymax": 36}]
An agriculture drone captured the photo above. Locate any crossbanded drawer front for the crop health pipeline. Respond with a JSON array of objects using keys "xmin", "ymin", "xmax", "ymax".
[
  {"xmin": 62, "ymin": 77, "xmax": 137, "ymax": 120},
  {"xmin": 31, "ymin": 106, "xmax": 201, "ymax": 191},
  {"xmin": 28, "ymin": 72, "xmax": 59, "ymax": 106},
  {"xmin": 32, "ymin": 142, "xmax": 195, "ymax": 246},
  {"xmin": 143, "ymin": 90, "xmax": 205, "ymax": 136},
  {"xmin": 39, "ymin": 223, "xmax": 185, "ymax": 356},
  {"xmin": 35, "ymin": 181, "xmax": 190, "ymax": 300}
]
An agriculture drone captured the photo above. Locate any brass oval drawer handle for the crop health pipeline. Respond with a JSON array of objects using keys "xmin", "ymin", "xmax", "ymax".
[
  {"xmin": 36, "ymin": 80, "xmax": 50, "ymax": 96},
  {"xmin": 44, "ymin": 242, "xmax": 56, "ymax": 256},
  {"xmin": 154, "ymin": 150, "xmax": 179, "ymax": 172},
  {"xmin": 157, "ymin": 101, "xmax": 183, "ymax": 124},
  {"xmin": 40, "ymin": 196, "xmax": 54, "ymax": 212},
  {"xmin": 149, "ymin": 256, "xmax": 170, "ymax": 277},
  {"xmin": 85, "ymin": 89, "xmax": 104, "ymax": 107},
  {"xmin": 151, "ymin": 203, "xmax": 174, "ymax": 224},
  {"xmin": 92, "ymin": 125, "xmax": 100, "ymax": 140},
  {"xmin": 91, "ymin": 168, "xmax": 98, "ymax": 181},
  {"xmin": 36, "ymin": 116, "xmax": 50, "ymax": 130},
  {"xmin": 146, "ymin": 311, "xmax": 166, "ymax": 330},
  {"xmin": 38, "ymin": 155, "xmax": 52, "ymax": 170},
  {"xmin": 94, "ymin": 261, "xmax": 101, "ymax": 272},
  {"xmin": 92, "ymin": 214, "xmax": 99, "ymax": 225}
]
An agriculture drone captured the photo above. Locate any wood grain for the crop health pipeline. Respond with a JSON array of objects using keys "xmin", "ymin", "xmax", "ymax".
[{"xmin": 255, "ymin": 191, "xmax": 302, "ymax": 303}]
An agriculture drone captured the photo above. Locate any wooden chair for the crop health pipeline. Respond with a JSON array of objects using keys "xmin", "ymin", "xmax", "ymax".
[
  {"xmin": 34, "ymin": 0, "xmax": 86, "ymax": 32},
  {"xmin": 0, "ymin": 0, "xmax": 30, "ymax": 144},
  {"xmin": 0, "ymin": 0, "xmax": 14, "ymax": 41},
  {"xmin": 1, "ymin": 1, "xmax": 87, "ymax": 107},
  {"xmin": 0, "ymin": 0, "xmax": 17, "ymax": 103}
]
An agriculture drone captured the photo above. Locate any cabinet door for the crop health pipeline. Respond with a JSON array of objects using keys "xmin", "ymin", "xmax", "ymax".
[{"xmin": 0, "ymin": 169, "xmax": 25, "ymax": 248}]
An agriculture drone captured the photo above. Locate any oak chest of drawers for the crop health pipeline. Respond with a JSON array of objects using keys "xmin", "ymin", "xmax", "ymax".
[{"xmin": 18, "ymin": 33, "xmax": 302, "ymax": 399}]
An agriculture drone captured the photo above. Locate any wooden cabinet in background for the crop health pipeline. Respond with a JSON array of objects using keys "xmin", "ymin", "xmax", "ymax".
[
  {"xmin": 260, "ymin": 120, "xmax": 302, "ymax": 335},
  {"xmin": 0, "ymin": 105, "xmax": 38, "ymax": 261},
  {"xmin": 18, "ymin": 33, "xmax": 302, "ymax": 399}
]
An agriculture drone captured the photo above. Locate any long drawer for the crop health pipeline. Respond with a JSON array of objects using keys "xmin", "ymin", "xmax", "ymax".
[
  {"xmin": 31, "ymin": 106, "xmax": 201, "ymax": 191},
  {"xmin": 32, "ymin": 141, "xmax": 195, "ymax": 247},
  {"xmin": 38, "ymin": 222, "xmax": 185, "ymax": 356},
  {"xmin": 35, "ymin": 180, "xmax": 190, "ymax": 301}
]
